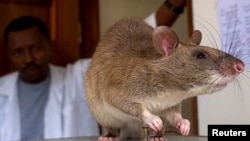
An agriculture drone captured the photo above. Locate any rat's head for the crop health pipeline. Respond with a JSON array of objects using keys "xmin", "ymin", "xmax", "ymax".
[{"xmin": 152, "ymin": 26, "xmax": 244, "ymax": 94}]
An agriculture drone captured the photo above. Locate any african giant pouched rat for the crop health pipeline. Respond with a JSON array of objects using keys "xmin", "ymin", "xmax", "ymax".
[{"xmin": 85, "ymin": 17, "xmax": 244, "ymax": 140}]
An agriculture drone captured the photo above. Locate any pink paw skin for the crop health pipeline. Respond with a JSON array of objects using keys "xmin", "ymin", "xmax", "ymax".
[{"xmin": 175, "ymin": 118, "xmax": 190, "ymax": 136}]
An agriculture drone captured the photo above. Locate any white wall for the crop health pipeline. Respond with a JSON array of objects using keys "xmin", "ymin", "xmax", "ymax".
[{"xmin": 193, "ymin": 0, "xmax": 250, "ymax": 136}]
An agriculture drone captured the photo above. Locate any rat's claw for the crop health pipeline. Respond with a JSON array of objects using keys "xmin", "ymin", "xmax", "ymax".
[
  {"xmin": 144, "ymin": 115, "xmax": 163, "ymax": 131},
  {"xmin": 142, "ymin": 109, "xmax": 163, "ymax": 132},
  {"xmin": 176, "ymin": 119, "xmax": 190, "ymax": 136},
  {"xmin": 148, "ymin": 116, "xmax": 162, "ymax": 131}
]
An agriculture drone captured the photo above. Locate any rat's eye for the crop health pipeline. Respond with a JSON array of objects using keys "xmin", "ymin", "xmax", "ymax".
[
  {"xmin": 193, "ymin": 50, "xmax": 208, "ymax": 59},
  {"xmin": 196, "ymin": 52, "xmax": 206, "ymax": 59}
]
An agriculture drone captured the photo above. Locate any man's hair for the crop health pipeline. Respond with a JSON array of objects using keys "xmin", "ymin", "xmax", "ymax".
[{"xmin": 3, "ymin": 16, "xmax": 51, "ymax": 47}]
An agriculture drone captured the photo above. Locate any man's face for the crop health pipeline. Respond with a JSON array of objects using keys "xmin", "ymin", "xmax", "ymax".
[{"xmin": 7, "ymin": 26, "xmax": 51, "ymax": 83}]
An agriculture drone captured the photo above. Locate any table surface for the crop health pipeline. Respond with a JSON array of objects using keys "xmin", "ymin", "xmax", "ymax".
[{"xmin": 29, "ymin": 135, "xmax": 208, "ymax": 141}]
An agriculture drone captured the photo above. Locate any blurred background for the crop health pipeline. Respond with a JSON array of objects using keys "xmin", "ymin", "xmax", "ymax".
[{"xmin": 0, "ymin": 0, "xmax": 194, "ymax": 135}]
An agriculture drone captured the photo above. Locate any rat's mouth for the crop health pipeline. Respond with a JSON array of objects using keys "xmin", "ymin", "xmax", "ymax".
[
  {"xmin": 209, "ymin": 73, "xmax": 236, "ymax": 91},
  {"xmin": 210, "ymin": 82, "xmax": 228, "ymax": 92}
]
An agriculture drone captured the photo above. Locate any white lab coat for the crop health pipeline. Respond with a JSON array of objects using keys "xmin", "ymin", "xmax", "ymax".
[{"xmin": 0, "ymin": 59, "xmax": 99, "ymax": 141}]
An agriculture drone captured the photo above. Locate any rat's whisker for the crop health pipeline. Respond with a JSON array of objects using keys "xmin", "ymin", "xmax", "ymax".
[{"xmin": 242, "ymin": 71, "xmax": 250, "ymax": 79}]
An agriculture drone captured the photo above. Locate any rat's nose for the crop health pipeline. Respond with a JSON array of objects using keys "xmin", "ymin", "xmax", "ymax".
[
  {"xmin": 234, "ymin": 61, "xmax": 244, "ymax": 74},
  {"xmin": 220, "ymin": 59, "xmax": 245, "ymax": 76}
]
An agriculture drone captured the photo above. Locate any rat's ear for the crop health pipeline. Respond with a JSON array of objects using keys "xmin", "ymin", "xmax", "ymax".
[
  {"xmin": 152, "ymin": 26, "xmax": 179, "ymax": 56},
  {"xmin": 186, "ymin": 30, "xmax": 202, "ymax": 45}
]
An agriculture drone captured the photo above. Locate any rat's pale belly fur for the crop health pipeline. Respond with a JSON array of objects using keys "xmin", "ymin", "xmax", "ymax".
[{"xmin": 93, "ymin": 87, "xmax": 205, "ymax": 128}]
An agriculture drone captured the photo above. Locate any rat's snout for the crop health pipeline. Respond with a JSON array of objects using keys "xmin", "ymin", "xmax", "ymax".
[{"xmin": 219, "ymin": 58, "xmax": 245, "ymax": 76}]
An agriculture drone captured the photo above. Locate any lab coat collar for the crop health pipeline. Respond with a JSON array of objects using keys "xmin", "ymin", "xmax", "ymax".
[{"xmin": 0, "ymin": 72, "xmax": 18, "ymax": 97}]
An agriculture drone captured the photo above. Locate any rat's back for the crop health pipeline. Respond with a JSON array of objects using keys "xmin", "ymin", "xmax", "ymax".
[{"xmin": 85, "ymin": 17, "xmax": 157, "ymax": 106}]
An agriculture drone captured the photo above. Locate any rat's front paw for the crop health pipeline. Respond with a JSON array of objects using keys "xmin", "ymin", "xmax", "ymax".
[
  {"xmin": 142, "ymin": 110, "xmax": 163, "ymax": 132},
  {"xmin": 175, "ymin": 119, "xmax": 190, "ymax": 136}
]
